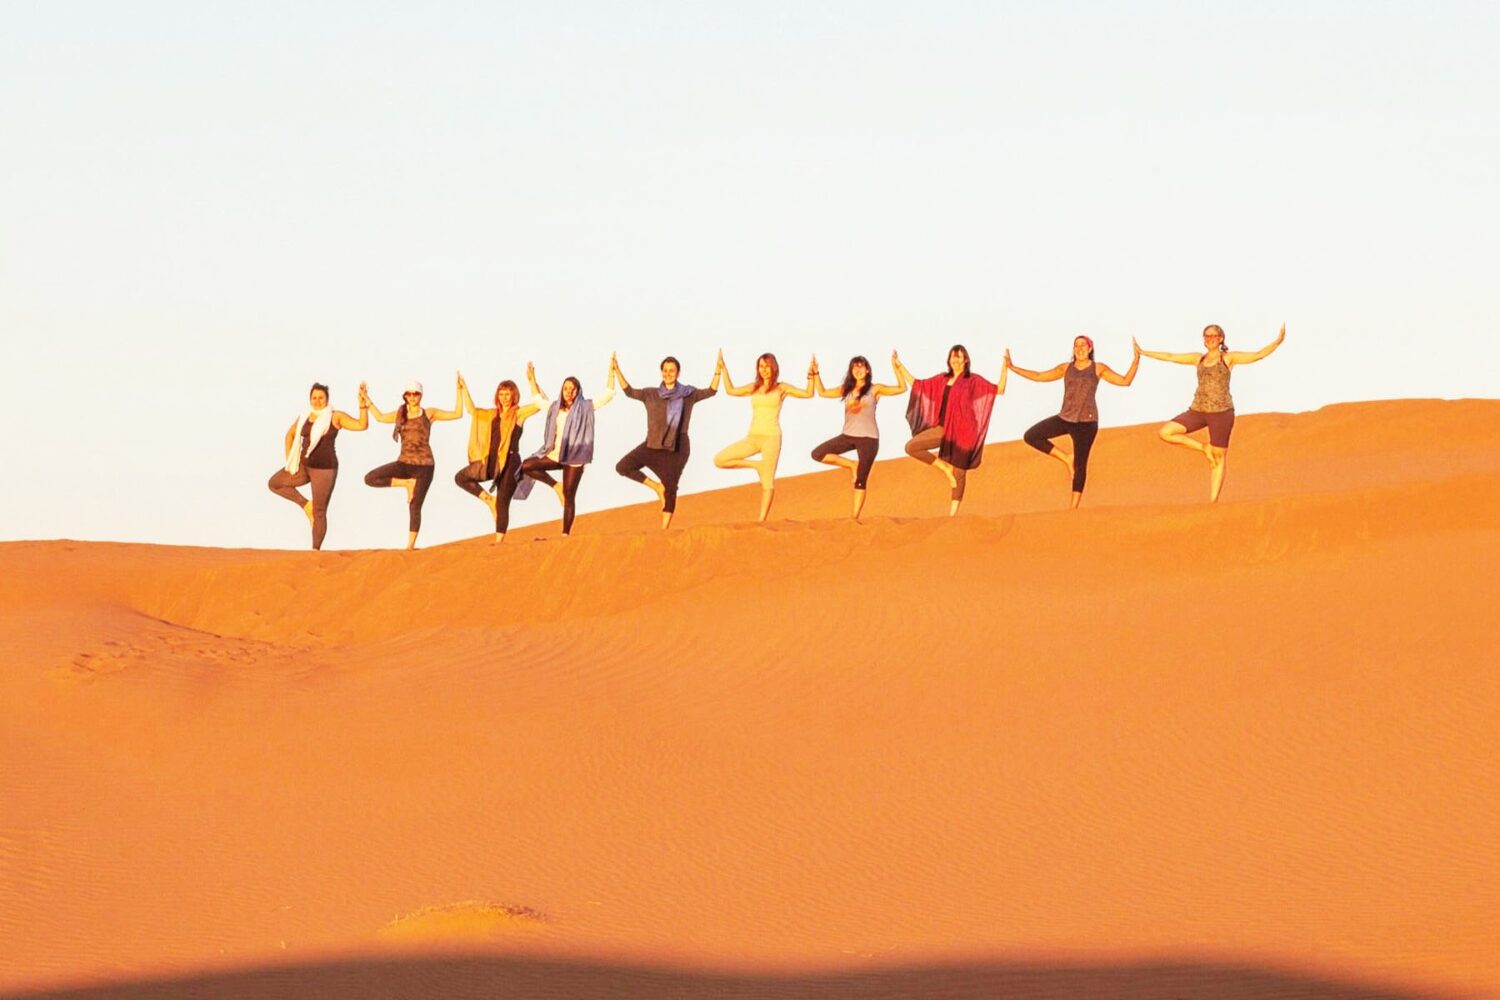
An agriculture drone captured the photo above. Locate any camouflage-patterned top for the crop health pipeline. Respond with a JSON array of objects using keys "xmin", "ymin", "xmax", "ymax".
[
  {"xmin": 1190, "ymin": 355, "xmax": 1233, "ymax": 413},
  {"xmin": 396, "ymin": 411, "xmax": 434, "ymax": 465}
]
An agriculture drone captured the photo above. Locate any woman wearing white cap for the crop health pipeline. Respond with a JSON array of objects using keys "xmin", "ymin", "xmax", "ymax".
[{"xmin": 364, "ymin": 375, "xmax": 463, "ymax": 549}]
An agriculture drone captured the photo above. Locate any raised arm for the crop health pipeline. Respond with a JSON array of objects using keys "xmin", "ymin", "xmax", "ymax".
[
  {"xmin": 891, "ymin": 350, "xmax": 916, "ymax": 388},
  {"xmin": 366, "ymin": 390, "xmax": 398, "ymax": 424},
  {"xmin": 719, "ymin": 353, "xmax": 752, "ymax": 396},
  {"xmin": 423, "ymin": 372, "xmax": 464, "ymax": 421},
  {"xmin": 1099, "ymin": 340, "xmax": 1142, "ymax": 387},
  {"xmin": 1004, "ymin": 349, "xmax": 1067, "ymax": 383},
  {"xmin": 613, "ymin": 353, "xmax": 645, "ymax": 399},
  {"xmin": 1226, "ymin": 324, "xmax": 1287, "ymax": 367},
  {"xmin": 813, "ymin": 367, "xmax": 842, "ymax": 399},
  {"xmin": 525, "ymin": 361, "xmax": 542, "ymax": 398},
  {"xmin": 995, "ymin": 358, "xmax": 1008, "ymax": 396},
  {"xmin": 335, "ymin": 382, "xmax": 370, "ymax": 430},
  {"xmin": 592, "ymin": 363, "xmax": 617, "ymax": 409},
  {"xmin": 779, "ymin": 356, "xmax": 818, "ymax": 399},
  {"xmin": 1139, "ymin": 346, "xmax": 1200, "ymax": 365},
  {"xmin": 875, "ymin": 350, "xmax": 911, "ymax": 396}
]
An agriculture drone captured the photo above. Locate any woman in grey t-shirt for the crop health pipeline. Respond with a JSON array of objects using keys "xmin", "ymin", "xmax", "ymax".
[{"xmin": 809, "ymin": 352, "xmax": 910, "ymax": 520}]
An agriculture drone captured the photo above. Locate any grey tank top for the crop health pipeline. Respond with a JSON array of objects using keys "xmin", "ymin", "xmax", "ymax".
[
  {"xmin": 1190, "ymin": 355, "xmax": 1233, "ymax": 413},
  {"xmin": 397, "ymin": 412, "xmax": 435, "ymax": 465},
  {"xmin": 1059, "ymin": 363, "xmax": 1100, "ymax": 422},
  {"xmin": 841, "ymin": 390, "xmax": 880, "ymax": 438}
]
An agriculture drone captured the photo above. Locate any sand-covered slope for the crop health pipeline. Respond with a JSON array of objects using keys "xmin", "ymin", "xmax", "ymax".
[{"xmin": 2, "ymin": 400, "xmax": 1497, "ymax": 999}]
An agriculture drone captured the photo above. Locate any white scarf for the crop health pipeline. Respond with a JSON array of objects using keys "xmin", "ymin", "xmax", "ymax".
[{"xmin": 285, "ymin": 406, "xmax": 333, "ymax": 474}]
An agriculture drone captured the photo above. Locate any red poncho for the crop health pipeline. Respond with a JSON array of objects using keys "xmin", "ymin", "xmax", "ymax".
[{"xmin": 905, "ymin": 373, "xmax": 998, "ymax": 470}]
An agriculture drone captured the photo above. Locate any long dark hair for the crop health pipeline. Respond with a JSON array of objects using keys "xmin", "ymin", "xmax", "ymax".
[
  {"xmin": 558, "ymin": 376, "xmax": 582, "ymax": 410},
  {"xmin": 946, "ymin": 344, "xmax": 971, "ymax": 378},
  {"xmin": 753, "ymin": 352, "xmax": 780, "ymax": 393},
  {"xmin": 841, "ymin": 356, "xmax": 873, "ymax": 400}
]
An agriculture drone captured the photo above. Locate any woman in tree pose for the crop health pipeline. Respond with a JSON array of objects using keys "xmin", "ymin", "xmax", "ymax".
[
  {"xmin": 518, "ymin": 362, "xmax": 616, "ymax": 536},
  {"xmin": 713, "ymin": 351, "xmax": 816, "ymax": 522},
  {"xmin": 904, "ymin": 345, "xmax": 1007, "ymax": 516},
  {"xmin": 267, "ymin": 381, "xmax": 369, "ymax": 549},
  {"xmin": 1139, "ymin": 323, "xmax": 1286, "ymax": 502},
  {"xmin": 455, "ymin": 367, "xmax": 545, "ymax": 543},
  {"xmin": 364, "ymin": 376, "xmax": 463, "ymax": 549},
  {"xmin": 613, "ymin": 354, "xmax": 722, "ymax": 529},
  {"xmin": 809, "ymin": 352, "xmax": 910, "ymax": 519},
  {"xmin": 1006, "ymin": 336, "xmax": 1141, "ymax": 509}
]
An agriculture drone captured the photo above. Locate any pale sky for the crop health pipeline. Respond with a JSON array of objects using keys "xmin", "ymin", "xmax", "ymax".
[{"xmin": 4, "ymin": 2, "xmax": 1496, "ymax": 549}]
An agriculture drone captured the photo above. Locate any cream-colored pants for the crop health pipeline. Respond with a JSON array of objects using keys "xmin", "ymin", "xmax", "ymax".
[{"xmin": 714, "ymin": 434, "xmax": 782, "ymax": 488}]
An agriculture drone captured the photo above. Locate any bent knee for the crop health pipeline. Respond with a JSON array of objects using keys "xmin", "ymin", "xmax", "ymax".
[{"xmin": 1158, "ymin": 422, "xmax": 1184, "ymax": 441}]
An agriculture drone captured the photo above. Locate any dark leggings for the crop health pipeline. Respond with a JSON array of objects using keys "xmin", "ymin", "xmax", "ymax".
[
  {"xmin": 616, "ymin": 439, "xmax": 691, "ymax": 513},
  {"xmin": 1024, "ymin": 416, "xmax": 1099, "ymax": 493},
  {"xmin": 454, "ymin": 460, "xmax": 496, "ymax": 497},
  {"xmin": 268, "ymin": 465, "xmax": 338, "ymax": 550},
  {"xmin": 492, "ymin": 454, "xmax": 523, "ymax": 534},
  {"xmin": 905, "ymin": 426, "xmax": 967, "ymax": 500},
  {"xmin": 811, "ymin": 435, "xmax": 879, "ymax": 490},
  {"xmin": 364, "ymin": 462, "xmax": 435, "ymax": 533},
  {"xmin": 521, "ymin": 457, "xmax": 586, "ymax": 534}
]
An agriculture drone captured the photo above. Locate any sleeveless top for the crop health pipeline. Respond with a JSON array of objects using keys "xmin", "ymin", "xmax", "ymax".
[
  {"xmin": 1058, "ymin": 363, "xmax": 1100, "ymax": 422},
  {"xmin": 841, "ymin": 389, "xmax": 880, "ymax": 438},
  {"xmin": 302, "ymin": 421, "xmax": 339, "ymax": 470},
  {"xmin": 397, "ymin": 412, "xmax": 435, "ymax": 465},
  {"xmin": 749, "ymin": 387, "xmax": 784, "ymax": 436},
  {"xmin": 1191, "ymin": 355, "xmax": 1233, "ymax": 413}
]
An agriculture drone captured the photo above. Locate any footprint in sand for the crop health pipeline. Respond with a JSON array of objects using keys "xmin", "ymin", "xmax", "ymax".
[{"xmin": 379, "ymin": 901, "xmax": 547, "ymax": 942}]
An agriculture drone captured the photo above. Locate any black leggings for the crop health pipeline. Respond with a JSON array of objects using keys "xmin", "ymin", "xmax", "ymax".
[
  {"xmin": 364, "ymin": 462, "xmax": 435, "ymax": 532},
  {"xmin": 492, "ymin": 454, "xmax": 523, "ymax": 534},
  {"xmin": 454, "ymin": 459, "xmax": 497, "ymax": 498},
  {"xmin": 811, "ymin": 435, "xmax": 879, "ymax": 490},
  {"xmin": 1023, "ymin": 416, "xmax": 1099, "ymax": 493},
  {"xmin": 616, "ymin": 439, "xmax": 691, "ymax": 514},
  {"xmin": 521, "ymin": 457, "xmax": 586, "ymax": 534},
  {"xmin": 268, "ymin": 465, "xmax": 337, "ymax": 550}
]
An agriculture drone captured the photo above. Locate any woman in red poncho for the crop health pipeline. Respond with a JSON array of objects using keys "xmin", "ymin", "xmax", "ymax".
[{"xmin": 903, "ymin": 344, "xmax": 1007, "ymax": 515}]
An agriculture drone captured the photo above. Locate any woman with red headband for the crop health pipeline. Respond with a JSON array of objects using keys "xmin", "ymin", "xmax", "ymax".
[
  {"xmin": 1140, "ymin": 323, "xmax": 1287, "ymax": 502},
  {"xmin": 1006, "ymin": 335, "xmax": 1140, "ymax": 509},
  {"xmin": 903, "ymin": 345, "xmax": 1006, "ymax": 516}
]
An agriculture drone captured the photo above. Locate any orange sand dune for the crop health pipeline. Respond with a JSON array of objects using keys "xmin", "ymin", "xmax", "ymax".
[{"xmin": 2, "ymin": 399, "xmax": 1497, "ymax": 999}]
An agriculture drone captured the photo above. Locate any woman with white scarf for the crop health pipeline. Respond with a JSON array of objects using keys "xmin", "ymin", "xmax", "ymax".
[{"xmin": 267, "ymin": 382, "xmax": 369, "ymax": 550}]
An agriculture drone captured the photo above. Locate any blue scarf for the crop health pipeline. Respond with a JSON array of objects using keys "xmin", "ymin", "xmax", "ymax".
[
  {"xmin": 534, "ymin": 399, "xmax": 596, "ymax": 465},
  {"xmin": 515, "ymin": 399, "xmax": 597, "ymax": 502},
  {"xmin": 658, "ymin": 382, "xmax": 696, "ymax": 433}
]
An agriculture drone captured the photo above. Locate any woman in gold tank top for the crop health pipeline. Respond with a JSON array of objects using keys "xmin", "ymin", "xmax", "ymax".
[
  {"xmin": 1139, "ymin": 323, "xmax": 1286, "ymax": 503},
  {"xmin": 713, "ymin": 351, "xmax": 815, "ymax": 522}
]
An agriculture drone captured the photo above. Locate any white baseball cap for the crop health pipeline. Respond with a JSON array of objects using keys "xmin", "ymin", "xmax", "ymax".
[{"xmin": 404, "ymin": 380, "xmax": 424, "ymax": 394}]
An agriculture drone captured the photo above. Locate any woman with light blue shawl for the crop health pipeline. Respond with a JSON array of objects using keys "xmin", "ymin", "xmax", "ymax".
[{"xmin": 519, "ymin": 364, "xmax": 616, "ymax": 536}]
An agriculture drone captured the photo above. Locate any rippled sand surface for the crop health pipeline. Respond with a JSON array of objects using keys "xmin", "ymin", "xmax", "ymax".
[{"xmin": 3, "ymin": 400, "xmax": 1497, "ymax": 999}]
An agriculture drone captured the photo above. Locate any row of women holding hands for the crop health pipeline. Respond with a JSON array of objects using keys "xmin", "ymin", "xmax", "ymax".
[{"xmin": 269, "ymin": 324, "xmax": 1287, "ymax": 549}]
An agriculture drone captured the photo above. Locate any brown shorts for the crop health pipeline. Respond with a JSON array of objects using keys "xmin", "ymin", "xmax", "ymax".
[{"xmin": 1171, "ymin": 408, "xmax": 1235, "ymax": 448}]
